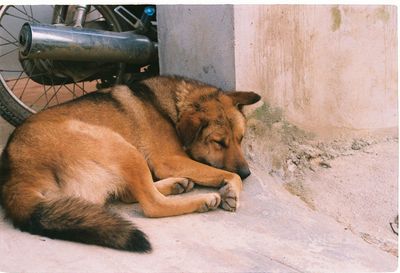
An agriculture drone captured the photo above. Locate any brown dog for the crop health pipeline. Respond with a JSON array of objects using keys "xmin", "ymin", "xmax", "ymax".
[{"xmin": 0, "ymin": 75, "xmax": 260, "ymax": 252}]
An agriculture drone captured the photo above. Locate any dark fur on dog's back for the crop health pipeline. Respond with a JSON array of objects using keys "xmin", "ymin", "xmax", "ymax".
[{"xmin": 22, "ymin": 197, "xmax": 151, "ymax": 252}]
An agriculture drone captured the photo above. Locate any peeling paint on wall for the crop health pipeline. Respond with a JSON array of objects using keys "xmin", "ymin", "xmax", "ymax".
[{"xmin": 331, "ymin": 6, "xmax": 341, "ymax": 31}]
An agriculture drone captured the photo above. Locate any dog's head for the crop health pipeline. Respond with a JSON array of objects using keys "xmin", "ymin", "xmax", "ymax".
[{"xmin": 176, "ymin": 83, "xmax": 261, "ymax": 179}]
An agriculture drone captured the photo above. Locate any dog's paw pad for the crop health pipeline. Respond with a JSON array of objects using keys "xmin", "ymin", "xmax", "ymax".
[
  {"xmin": 197, "ymin": 193, "xmax": 221, "ymax": 213},
  {"xmin": 219, "ymin": 184, "xmax": 239, "ymax": 212},
  {"xmin": 172, "ymin": 178, "xmax": 194, "ymax": 194}
]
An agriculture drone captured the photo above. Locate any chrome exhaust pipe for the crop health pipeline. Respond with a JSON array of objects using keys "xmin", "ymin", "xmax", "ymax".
[{"xmin": 19, "ymin": 23, "xmax": 158, "ymax": 64}]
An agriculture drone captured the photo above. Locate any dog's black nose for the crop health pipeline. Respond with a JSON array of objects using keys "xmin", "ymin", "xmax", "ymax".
[{"xmin": 238, "ymin": 167, "xmax": 251, "ymax": 179}]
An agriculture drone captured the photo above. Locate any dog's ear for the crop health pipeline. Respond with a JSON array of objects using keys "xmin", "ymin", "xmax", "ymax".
[
  {"xmin": 176, "ymin": 112, "xmax": 208, "ymax": 147},
  {"xmin": 228, "ymin": 91, "xmax": 261, "ymax": 109}
]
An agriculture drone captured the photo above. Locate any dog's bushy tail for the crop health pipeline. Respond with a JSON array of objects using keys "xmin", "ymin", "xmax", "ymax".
[{"xmin": 18, "ymin": 196, "xmax": 151, "ymax": 252}]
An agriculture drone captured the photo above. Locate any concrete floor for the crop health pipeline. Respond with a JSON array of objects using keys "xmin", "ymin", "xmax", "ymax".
[
  {"xmin": 0, "ymin": 115, "xmax": 397, "ymax": 272},
  {"xmin": 0, "ymin": 175, "xmax": 397, "ymax": 272}
]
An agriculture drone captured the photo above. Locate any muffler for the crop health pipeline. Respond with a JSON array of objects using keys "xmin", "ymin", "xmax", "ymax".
[{"xmin": 19, "ymin": 23, "xmax": 158, "ymax": 64}]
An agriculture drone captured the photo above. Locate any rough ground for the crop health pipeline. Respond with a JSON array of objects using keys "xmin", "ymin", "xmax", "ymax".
[
  {"xmin": 0, "ymin": 104, "xmax": 398, "ymax": 272},
  {"xmin": 244, "ymin": 102, "xmax": 398, "ymax": 257}
]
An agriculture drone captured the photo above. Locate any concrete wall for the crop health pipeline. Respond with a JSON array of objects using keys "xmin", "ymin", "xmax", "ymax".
[
  {"xmin": 158, "ymin": 5, "xmax": 398, "ymax": 132},
  {"xmin": 157, "ymin": 5, "xmax": 236, "ymax": 90},
  {"xmin": 234, "ymin": 5, "xmax": 397, "ymax": 131}
]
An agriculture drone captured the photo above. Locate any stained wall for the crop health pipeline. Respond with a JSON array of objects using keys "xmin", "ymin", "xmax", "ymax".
[{"xmin": 234, "ymin": 5, "xmax": 397, "ymax": 131}]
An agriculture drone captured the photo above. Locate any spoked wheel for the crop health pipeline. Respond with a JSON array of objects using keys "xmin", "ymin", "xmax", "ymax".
[{"xmin": 0, "ymin": 5, "xmax": 126, "ymax": 126}]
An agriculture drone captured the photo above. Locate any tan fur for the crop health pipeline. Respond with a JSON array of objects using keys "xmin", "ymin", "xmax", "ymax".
[{"xmin": 0, "ymin": 75, "xmax": 260, "ymax": 251}]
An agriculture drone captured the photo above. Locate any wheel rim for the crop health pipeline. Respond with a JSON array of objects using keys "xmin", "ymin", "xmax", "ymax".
[{"xmin": 0, "ymin": 5, "xmax": 123, "ymax": 114}]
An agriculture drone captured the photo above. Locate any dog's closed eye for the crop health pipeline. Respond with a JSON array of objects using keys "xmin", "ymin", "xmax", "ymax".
[{"xmin": 212, "ymin": 139, "xmax": 227, "ymax": 148}]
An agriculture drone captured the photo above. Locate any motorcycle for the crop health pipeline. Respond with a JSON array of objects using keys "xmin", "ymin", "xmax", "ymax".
[{"xmin": 0, "ymin": 5, "xmax": 158, "ymax": 126}]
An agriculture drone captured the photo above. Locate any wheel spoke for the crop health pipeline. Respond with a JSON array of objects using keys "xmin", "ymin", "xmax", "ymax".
[
  {"xmin": 0, "ymin": 35, "xmax": 18, "ymax": 46},
  {"xmin": 21, "ymin": 6, "xmax": 29, "ymax": 19},
  {"xmin": 72, "ymin": 83, "xmax": 77, "ymax": 97},
  {"xmin": 74, "ymin": 81, "xmax": 87, "ymax": 95},
  {"xmin": 0, "ymin": 47, "xmax": 18, "ymax": 58},
  {"xmin": 8, "ymin": 6, "xmax": 40, "ymax": 23},
  {"xmin": 0, "ymin": 23, "xmax": 18, "ymax": 44},
  {"xmin": 5, "ymin": 12, "xmax": 40, "ymax": 23},
  {"xmin": 0, "ymin": 41, "xmax": 18, "ymax": 47},
  {"xmin": 42, "ymin": 77, "xmax": 49, "ymax": 104},
  {"xmin": 50, "ymin": 77, "xmax": 60, "ymax": 104},
  {"xmin": 29, "ymin": 6, "xmax": 34, "ymax": 21},
  {"xmin": 43, "ymin": 84, "xmax": 65, "ymax": 109},
  {"xmin": 29, "ymin": 83, "xmax": 52, "ymax": 108},
  {"xmin": 10, "ymin": 71, "xmax": 23, "ymax": 89},
  {"xmin": 18, "ymin": 77, "xmax": 31, "ymax": 100},
  {"xmin": 29, "ymin": 64, "xmax": 50, "ymax": 106},
  {"xmin": 64, "ymin": 83, "xmax": 77, "ymax": 97}
]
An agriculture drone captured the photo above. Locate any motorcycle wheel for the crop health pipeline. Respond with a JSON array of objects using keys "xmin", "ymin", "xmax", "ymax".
[{"xmin": 0, "ymin": 5, "xmax": 127, "ymax": 126}]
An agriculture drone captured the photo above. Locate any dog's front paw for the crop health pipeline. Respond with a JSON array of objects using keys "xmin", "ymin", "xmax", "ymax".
[
  {"xmin": 219, "ymin": 183, "xmax": 239, "ymax": 212},
  {"xmin": 197, "ymin": 193, "xmax": 221, "ymax": 212},
  {"xmin": 171, "ymin": 178, "xmax": 194, "ymax": 194}
]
